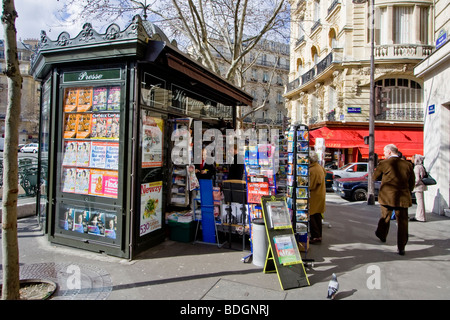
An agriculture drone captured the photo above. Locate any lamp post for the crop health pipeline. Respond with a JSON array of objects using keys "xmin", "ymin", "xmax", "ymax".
[{"xmin": 353, "ymin": 0, "xmax": 376, "ymax": 205}]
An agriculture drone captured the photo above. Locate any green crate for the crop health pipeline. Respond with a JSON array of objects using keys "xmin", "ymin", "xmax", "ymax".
[{"xmin": 168, "ymin": 220, "xmax": 196, "ymax": 243}]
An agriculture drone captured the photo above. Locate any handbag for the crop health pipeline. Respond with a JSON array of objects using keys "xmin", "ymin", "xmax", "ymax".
[{"xmin": 422, "ymin": 166, "xmax": 437, "ymax": 185}]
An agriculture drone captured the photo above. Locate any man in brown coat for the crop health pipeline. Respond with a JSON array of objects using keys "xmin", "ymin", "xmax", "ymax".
[
  {"xmin": 309, "ymin": 151, "xmax": 327, "ymax": 243},
  {"xmin": 373, "ymin": 144, "xmax": 415, "ymax": 255}
]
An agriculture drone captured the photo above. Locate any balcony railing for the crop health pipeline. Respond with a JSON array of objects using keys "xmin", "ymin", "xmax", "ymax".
[
  {"xmin": 287, "ymin": 49, "xmax": 342, "ymax": 93},
  {"xmin": 374, "ymin": 44, "xmax": 433, "ymax": 60}
]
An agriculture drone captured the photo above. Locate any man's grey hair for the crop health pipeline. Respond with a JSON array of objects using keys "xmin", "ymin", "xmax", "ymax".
[
  {"xmin": 310, "ymin": 150, "xmax": 319, "ymax": 163},
  {"xmin": 384, "ymin": 144, "xmax": 398, "ymax": 155}
]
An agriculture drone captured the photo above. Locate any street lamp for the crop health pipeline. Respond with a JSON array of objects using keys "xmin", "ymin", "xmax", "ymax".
[{"xmin": 353, "ymin": 0, "xmax": 376, "ymax": 205}]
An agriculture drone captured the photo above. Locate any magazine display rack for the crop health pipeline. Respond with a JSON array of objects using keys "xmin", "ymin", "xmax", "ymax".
[{"xmin": 261, "ymin": 195, "xmax": 310, "ymax": 290}]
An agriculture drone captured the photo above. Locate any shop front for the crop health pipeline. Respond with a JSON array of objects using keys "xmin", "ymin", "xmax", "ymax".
[
  {"xmin": 309, "ymin": 123, "xmax": 423, "ymax": 166},
  {"xmin": 30, "ymin": 16, "xmax": 252, "ymax": 259}
]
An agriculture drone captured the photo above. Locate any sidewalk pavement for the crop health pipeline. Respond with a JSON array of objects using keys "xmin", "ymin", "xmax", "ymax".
[{"xmin": 1, "ymin": 193, "xmax": 450, "ymax": 304}]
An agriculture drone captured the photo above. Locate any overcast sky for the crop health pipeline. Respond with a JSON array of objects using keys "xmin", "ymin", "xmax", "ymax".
[{"xmin": 0, "ymin": 0, "xmax": 129, "ymax": 41}]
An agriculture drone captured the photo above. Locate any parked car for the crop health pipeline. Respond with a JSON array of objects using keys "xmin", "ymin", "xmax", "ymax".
[
  {"xmin": 331, "ymin": 162, "xmax": 368, "ymax": 179},
  {"xmin": 333, "ymin": 174, "xmax": 380, "ymax": 201},
  {"xmin": 333, "ymin": 173, "xmax": 416, "ymax": 203},
  {"xmin": 20, "ymin": 143, "xmax": 39, "ymax": 153}
]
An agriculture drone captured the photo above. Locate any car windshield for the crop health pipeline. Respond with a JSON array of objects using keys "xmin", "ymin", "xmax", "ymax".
[{"xmin": 339, "ymin": 163, "xmax": 353, "ymax": 170}]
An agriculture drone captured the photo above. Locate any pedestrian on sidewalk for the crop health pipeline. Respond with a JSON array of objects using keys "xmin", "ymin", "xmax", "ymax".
[
  {"xmin": 373, "ymin": 144, "xmax": 415, "ymax": 255},
  {"xmin": 410, "ymin": 154, "xmax": 427, "ymax": 222},
  {"xmin": 309, "ymin": 150, "xmax": 327, "ymax": 244}
]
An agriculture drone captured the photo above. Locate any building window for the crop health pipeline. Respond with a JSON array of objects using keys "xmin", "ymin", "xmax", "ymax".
[
  {"xmin": 262, "ymin": 71, "xmax": 269, "ymax": 83},
  {"xmin": 394, "ymin": 6, "xmax": 412, "ymax": 44},
  {"xmin": 375, "ymin": 78, "xmax": 423, "ymax": 121},
  {"xmin": 314, "ymin": 0, "xmax": 320, "ymax": 22},
  {"xmin": 375, "ymin": 7, "xmax": 388, "ymax": 45},
  {"xmin": 328, "ymin": 86, "xmax": 336, "ymax": 111},
  {"xmin": 420, "ymin": 6, "xmax": 429, "ymax": 44}
]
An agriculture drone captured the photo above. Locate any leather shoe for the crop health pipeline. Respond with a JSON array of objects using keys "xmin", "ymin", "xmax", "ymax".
[
  {"xmin": 375, "ymin": 231, "xmax": 386, "ymax": 243},
  {"xmin": 398, "ymin": 249, "xmax": 405, "ymax": 256}
]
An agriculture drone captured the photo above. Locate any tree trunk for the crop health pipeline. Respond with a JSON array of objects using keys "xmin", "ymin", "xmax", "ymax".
[{"xmin": 1, "ymin": 0, "xmax": 22, "ymax": 300}]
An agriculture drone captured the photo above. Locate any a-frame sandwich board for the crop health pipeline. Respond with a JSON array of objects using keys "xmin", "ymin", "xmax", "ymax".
[{"xmin": 261, "ymin": 195, "xmax": 310, "ymax": 290}]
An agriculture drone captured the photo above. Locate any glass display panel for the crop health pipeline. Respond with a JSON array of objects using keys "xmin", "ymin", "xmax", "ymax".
[{"xmin": 60, "ymin": 85, "xmax": 120, "ymax": 199}]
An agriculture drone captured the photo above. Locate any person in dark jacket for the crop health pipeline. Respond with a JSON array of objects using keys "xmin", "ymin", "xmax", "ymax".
[{"xmin": 373, "ymin": 144, "xmax": 415, "ymax": 255}]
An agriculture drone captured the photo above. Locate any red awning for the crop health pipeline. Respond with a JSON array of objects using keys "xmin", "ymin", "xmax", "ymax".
[{"xmin": 310, "ymin": 127, "xmax": 423, "ymax": 160}]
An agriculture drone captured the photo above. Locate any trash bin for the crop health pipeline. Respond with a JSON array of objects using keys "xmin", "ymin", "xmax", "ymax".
[{"xmin": 252, "ymin": 218, "xmax": 268, "ymax": 267}]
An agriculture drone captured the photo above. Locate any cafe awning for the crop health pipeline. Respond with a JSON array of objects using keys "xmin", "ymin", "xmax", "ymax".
[{"xmin": 310, "ymin": 126, "xmax": 423, "ymax": 160}]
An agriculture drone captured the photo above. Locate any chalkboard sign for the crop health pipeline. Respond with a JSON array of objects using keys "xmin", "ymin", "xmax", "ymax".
[{"xmin": 261, "ymin": 195, "xmax": 310, "ymax": 290}]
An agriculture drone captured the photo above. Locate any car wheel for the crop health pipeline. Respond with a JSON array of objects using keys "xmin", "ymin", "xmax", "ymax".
[
  {"xmin": 33, "ymin": 149, "xmax": 37, "ymax": 153},
  {"xmin": 352, "ymin": 188, "xmax": 367, "ymax": 201},
  {"xmin": 334, "ymin": 175, "xmax": 341, "ymax": 179}
]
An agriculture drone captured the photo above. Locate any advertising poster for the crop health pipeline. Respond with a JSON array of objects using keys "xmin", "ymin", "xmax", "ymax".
[
  {"xmin": 140, "ymin": 181, "xmax": 163, "ymax": 236},
  {"xmin": 141, "ymin": 113, "xmax": 164, "ymax": 168},
  {"xmin": 273, "ymin": 234, "xmax": 302, "ymax": 265},
  {"xmin": 247, "ymin": 181, "xmax": 270, "ymax": 204}
]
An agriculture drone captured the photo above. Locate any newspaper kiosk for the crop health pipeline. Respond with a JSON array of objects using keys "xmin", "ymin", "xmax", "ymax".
[{"xmin": 31, "ymin": 15, "xmax": 252, "ymax": 259}]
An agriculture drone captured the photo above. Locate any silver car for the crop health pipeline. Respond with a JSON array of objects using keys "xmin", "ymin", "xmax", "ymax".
[{"xmin": 20, "ymin": 143, "xmax": 39, "ymax": 153}]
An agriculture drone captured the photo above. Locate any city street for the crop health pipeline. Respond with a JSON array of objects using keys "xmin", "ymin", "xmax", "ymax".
[{"xmin": 1, "ymin": 190, "xmax": 449, "ymax": 303}]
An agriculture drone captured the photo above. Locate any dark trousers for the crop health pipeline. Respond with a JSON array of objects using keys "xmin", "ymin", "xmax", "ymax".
[
  {"xmin": 376, "ymin": 205, "xmax": 409, "ymax": 251},
  {"xmin": 310, "ymin": 213, "xmax": 322, "ymax": 239}
]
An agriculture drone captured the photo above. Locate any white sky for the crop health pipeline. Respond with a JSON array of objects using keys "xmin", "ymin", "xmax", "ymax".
[{"xmin": 0, "ymin": 0, "xmax": 129, "ymax": 41}]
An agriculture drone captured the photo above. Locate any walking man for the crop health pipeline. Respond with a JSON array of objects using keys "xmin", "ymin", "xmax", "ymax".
[{"xmin": 374, "ymin": 144, "xmax": 415, "ymax": 255}]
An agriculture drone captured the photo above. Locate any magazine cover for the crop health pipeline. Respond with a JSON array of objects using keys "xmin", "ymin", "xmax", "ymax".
[
  {"xmin": 63, "ymin": 114, "xmax": 77, "ymax": 139},
  {"xmin": 72, "ymin": 209, "xmax": 89, "ymax": 233},
  {"xmin": 105, "ymin": 143, "xmax": 119, "ymax": 170},
  {"xmin": 91, "ymin": 113, "xmax": 109, "ymax": 139},
  {"xmin": 62, "ymin": 167, "xmax": 76, "ymax": 193},
  {"xmin": 104, "ymin": 212, "xmax": 117, "ymax": 239},
  {"xmin": 297, "ymin": 141, "xmax": 309, "ymax": 152},
  {"xmin": 75, "ymin": 113, "xmax": 92, "ymax": 139},
  {"xmin": 107, "ymin": 86, "xmax": 121, "ymax": 111},
  {"xmin": 106, "ymin": 113, "xmax": 120, "ymax": 139},
  {"xmin": 90, "ymin": 141, "xmax": 107, "ymax": 168},
  {"xmin": 87, "ymin": 211, "xmax": 105, "ymax": 236},
  {"xmin": 75, "ymin": 168, "xmax": 90, "ymax": 194},
  {"xmin": 59, "ymin": 207, "xmax": 74, "ymax": 231},
  {"xmin": 266, "ymin": 200, "xmax": 291, "ymax": 229},
  {"xmin": 62, "ymin": 140, "xmax": 77, "ymax": 166},
  {"xmin": 92, "ymin": 87, "xmax": 108, "ymax": 111},
  {"xmin": 89, "ymin": 169, "xmax": 118, "ymax": 198},
  {"xmin": 77, "ymin": 87, "xmax": 93, "ymax": 112},
  {"xmin": 76, "ymin": 141, "xmax": 91, "ymax": 167},
  {"xmin": 64, "ymin": 88, "xmax": 78, "ymax": 112},
  {"xmin": 273, "ymin": 234, "xmax": 302, "ymax": 265}
]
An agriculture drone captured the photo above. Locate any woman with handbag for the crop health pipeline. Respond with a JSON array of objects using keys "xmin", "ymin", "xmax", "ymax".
[{"xmin": 410, "ymin": 154, "xmax": 427, "ymax": 222}]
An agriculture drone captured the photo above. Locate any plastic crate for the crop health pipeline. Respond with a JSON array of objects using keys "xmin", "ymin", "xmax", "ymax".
[{"xmin": 168, "ymin": 220, "xmax": 196, "ymax": 243}]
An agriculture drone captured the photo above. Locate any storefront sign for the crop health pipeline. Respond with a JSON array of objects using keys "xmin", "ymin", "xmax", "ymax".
[
  {"xmin": 140, "ymin": 181, "xmax": 163, "ymax": 236},
  {"xmin": 63, "ymin": 68, "xmax": 122, "ymax": 83}
]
